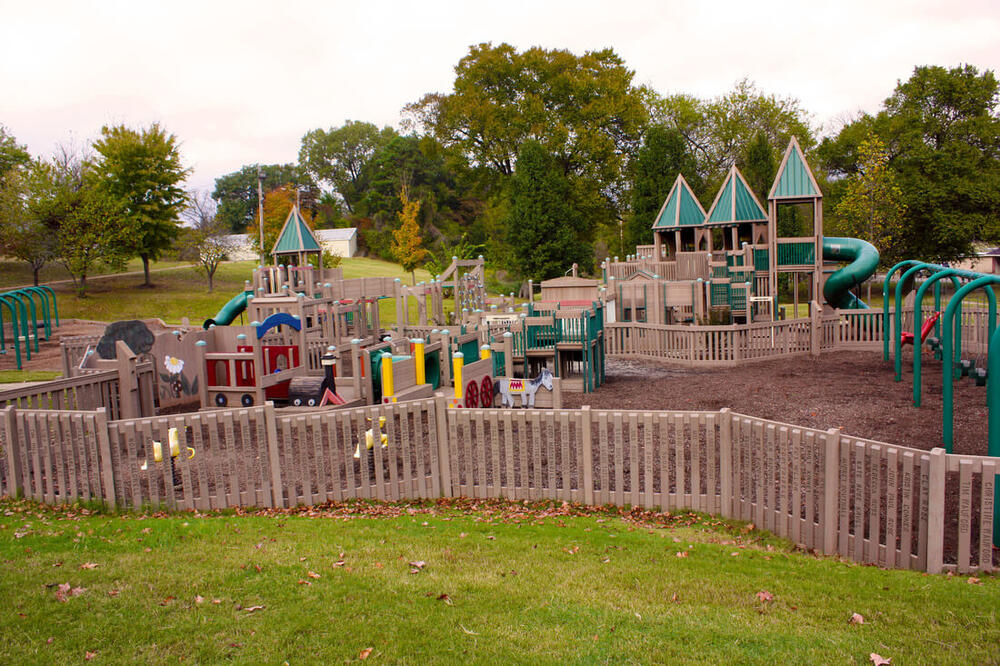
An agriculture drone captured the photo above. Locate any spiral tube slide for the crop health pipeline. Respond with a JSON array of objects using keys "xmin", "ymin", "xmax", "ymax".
[
  {"xmin": 822, "ymin": 237, "xmax": 880, "ymax": 309},
  {"xmin": 203, "ymin": 290, "xmax": 253, "ymax": 329}
]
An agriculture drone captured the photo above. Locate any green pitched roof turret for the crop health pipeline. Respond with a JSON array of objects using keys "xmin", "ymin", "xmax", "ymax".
[
  {"xmin": 704, "ymin": 166, "xmax": 768, "ymax": 225},
  {"xmin": 769, "ymin": 136, "xmax": 822, "ymax": 200},
  {"xmin": 271, "ymin": 205, "xmax": 322, "ymax": 255},
  {"xmin": 651, "ymin": 174, "xmax": 706, "ymax": 229}
]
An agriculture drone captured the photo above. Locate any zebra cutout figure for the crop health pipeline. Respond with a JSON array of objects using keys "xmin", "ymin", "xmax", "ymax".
[{"xmin": 494, "ymin": 367, "xmax": 553, "ymax": 408}]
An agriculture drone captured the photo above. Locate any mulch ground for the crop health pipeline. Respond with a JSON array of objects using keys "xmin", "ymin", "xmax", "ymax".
[{"xmin": 564, "ymin": 351, "xmax": 988, "ymax": 457}]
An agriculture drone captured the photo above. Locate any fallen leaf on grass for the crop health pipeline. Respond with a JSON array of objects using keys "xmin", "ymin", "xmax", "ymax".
[
  {"xmin": 460, "ymin": 624, "xmax": 478, "ymax": 635},
  {"xmin": 459, "ymin": 532, "xmax": 467, "ymax": 538},
  {"xmin": 675, "ymin": 551, "xmax": 688, "ymax": 558},
  {"xmin": 564, "ymin": 546, "xmax": 579, "ymax": 555},
  {"xmin": 756, "ymin": 590, "xmax": 773, "ymax": 603},
  {"xmin": 159, "ymin": 596, "xmax": 175, "ymax": 606},
  {"xmin": 485, "ymin": 535, "xmax": 495, "ymax": 540},
  {"xmin": 437, "ymin": 593, "xmax": 453, "ymax": 605},
  {"xmin": 849, "ymin": 613, "xmax": 864, "ymax": 625},
  {"xmin": 307, "ymin": 571, "xmax": 321, "ymax": 579},
  {"xmin": 85, "ymin": 650, "xmax": 98, "ymax": 660},
  {"xmin": 195, "ymin": 595, "xmax": 205, "ymax": 604},
  {"xmin": 46, "ymin": 637, "xmax": 54, "ymax": 644},
  {"xmin": 107, "ymin": 589, "xmax": 119, "ymax": 598},
  {"xmin": 54, "ymin": 583, "xmax": 86, "ymax": 602},
  {"xmin": 298, "ymin": 579, "xmax": 311, "ymax": 586},
  {"xmin": 212, "ymin": 599, "xmax": 221, "ymax": 605},
  {"xmin": 968, "ymin": 577, "xmax": 982, "ymax": 585},
  {"xmin": 870, "ymin": 653, "xmax": 891, "ymax": 665},
  {"xmin": 79, "ymin": 562, "xmax": 99, "ymax": 570},
  {"xmin": 408, "ymin": 561, "xmax": 426, "ymax": 574},
  {"xmin": 359, "ymin": 647, "xmax": 373, "ymax": 660},
  {"xmin": 243, "ymin": 605, "xmax": 265, "ymax": 613}
]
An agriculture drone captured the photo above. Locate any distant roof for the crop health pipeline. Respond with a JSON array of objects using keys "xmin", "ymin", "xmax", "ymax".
[
  {"xmin": 651, "ymin": 174, "xmax": 706, "ymax": 229},
  {"xmin": 272, "ymin": 206, "xmax": 321, "ymax": 255},
  {"xmin": 769, "ymin": 137, "xmax": 822, "ymax": 200},
  {"xmin": 539, "ymin": 276, "xmax": 598, "ymax": 287},
  {"xmin": 316, "ymin": 228, "xmax": 357, "ymax": 242},
  {"xmin": 705, "ymin": 166, "xmax": 768, "ymax": 225}
]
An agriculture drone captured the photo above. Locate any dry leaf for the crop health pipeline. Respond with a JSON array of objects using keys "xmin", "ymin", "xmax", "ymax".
[
  {"xmin": 244, "ymin": 605, "xmax": 265, "ymax": 613},
  {"xmin": 437, "ymin": 593, "xmax": 453, "ymax": 605},
  {"xmin": 756, "ymin": 590, "xmax": 773, "ymax": 603},
  {"xmin": 194, "ymin": 595, "xmax": 204, "ymax": 604},
  {"xmin": 212, "ymin": 598, "xmax": 221, "ymax": 605},
  {"xmin": 333, "ymin": 560, "xmax": 346, "ymax": 567},
  {"xmin": 79, "ymin": 562, "xmax": 99, "ymax": 570},
  {"xmin": 359, "ymin": 647, "xmax": 373, "ymax": 660},
  {"xmin": 968, "ymin": 577, "xmax": 982, "ymax": 585},
  {"xmin": 159, "ymin": 596, "xmax": 175, "ymax": 606},
  {"xmin": 307, "ymin": 571, "xmax": 321, "ymax": 579},
  {"xmin": 849, "ymin": 613, "xmax": 864, "ymax": 625},
  {"xmin": 870, "ymin": 653, "xmax": 891, "ymax": 666},
  {"xmin": 675, "ymin": 551, "xmax": 688, "ymax": 558},
  {"xmin": 107, "ymin": 589, "xmax": 120, "ymax": 598},
  {"xmin": 485, "ymin": 535, "xmax": 495, "ymax": 540},
  {"xmin": 459, "ymin": 532, "xmax": 468, "ymax": 538},
  {"xmin": 297, "ymin": 579, "xmax": 311, "ymax": 586},
  {"xmin": 85, "ymin": 650, "xmax": 98, "ymax": 660}
]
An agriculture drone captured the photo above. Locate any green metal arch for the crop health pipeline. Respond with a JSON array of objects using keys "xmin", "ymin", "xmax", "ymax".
[
  {"xmin": 941, "ymin": 276, "xmax": 1000, "ymax": 453},
  {"xmin": 0, "ymin": 295, "xmax": 23, "ymax": 369},
  {"xmin": 911, "ymin": 269, "xmax": 964, "ymax": 407}
]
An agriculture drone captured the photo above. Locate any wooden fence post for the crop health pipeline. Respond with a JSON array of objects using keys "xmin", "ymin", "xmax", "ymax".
[
  {"xmin": 581, "ymin": 406, "xmax": 593, "ymax": 506},
  {"xmin": 263, "ymin": 402, "xmax": 285, "ymax": 508},
  {"xmin": 926, "ymin": 447, "xmax": 947, "ymax": 573},
  {"xmin": 93, "ymin": 407, "xmax": 116, "ymax": 509},
  {"xmin": 115, "ymin": 340, "xmax": 139, "ymax": 421},
  {"xmin": 822, "ymin": 427, "xmax": 841, "ymax": 555},
  {"xmin": 810, "ymin": 302, "xmax": 821, "ymax": 356},
  {"xmin": 434, "ymin": 393, "xmax": 452, "ymax": 497},
  {"xmin": 2, "ymin": 406, "xmax": 23, "ymax": 498},
  {"xmin": 719, "ymin": 408, "xmax": 732, "ymax": 517}
]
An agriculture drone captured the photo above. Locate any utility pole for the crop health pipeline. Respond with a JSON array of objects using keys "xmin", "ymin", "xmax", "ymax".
[{"xmin": 257, "ymin": 167, "xmax": 266, "ymax": 266}]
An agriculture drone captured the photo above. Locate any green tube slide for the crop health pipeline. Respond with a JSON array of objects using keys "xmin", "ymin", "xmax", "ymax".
[
  {"xmin": 822, "ymin": 237, "xmax": 880, "ymax": 309},
  {"xmin": 203, "ymin": 290, "xmax": 253, "ymax": 329}
]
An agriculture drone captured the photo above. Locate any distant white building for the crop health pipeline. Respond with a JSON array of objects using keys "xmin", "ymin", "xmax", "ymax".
[
  {"xmin": 218, "ymin": 228, "xmax": 358, "ymax": 261},
  {"xmin": 316, "ymin": 228, "xmax": 358, "ymax": 258}
]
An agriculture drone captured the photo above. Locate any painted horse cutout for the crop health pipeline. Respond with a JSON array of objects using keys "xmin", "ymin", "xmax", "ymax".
[{"xmin": 494, "ymin": 367, "xmax": 553, "ymax": 408}]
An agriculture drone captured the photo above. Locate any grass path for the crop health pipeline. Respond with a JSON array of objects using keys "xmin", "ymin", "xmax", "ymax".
[{"xmin": 1, "ymin": 498, "xmax": 997, "ymax": 664}]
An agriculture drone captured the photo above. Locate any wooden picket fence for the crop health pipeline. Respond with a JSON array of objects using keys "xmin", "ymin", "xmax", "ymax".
[{"xmin": 1, "ymin": 397, "xmax": 995, "ymax": 574}]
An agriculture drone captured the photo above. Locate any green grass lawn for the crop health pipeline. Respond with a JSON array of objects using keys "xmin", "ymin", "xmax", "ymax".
[
  {"xmin": 0, "ymin": 258, "xmax": 190, "ymax": 290},
  {"xmin": 0, "ymin": 370, "xmax": 61, "ymax": 384},
  {"xmin": 1, "ymin": 498, "xmax": 995, "ymax": 664}
]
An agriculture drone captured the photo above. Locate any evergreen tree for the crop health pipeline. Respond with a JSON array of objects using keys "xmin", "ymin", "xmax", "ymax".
[
  {"xmin": 626, "ymin": 126, "xmax": 700, "ymax": 253},
  {"xmin": 506, "ymin": 141, "xmax": 589, "ymax": 280}
]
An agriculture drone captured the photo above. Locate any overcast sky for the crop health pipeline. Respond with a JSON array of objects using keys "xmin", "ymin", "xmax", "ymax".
[{"xmin": 2, "ymin": 0, "xmax": 998, "ymax": 193}]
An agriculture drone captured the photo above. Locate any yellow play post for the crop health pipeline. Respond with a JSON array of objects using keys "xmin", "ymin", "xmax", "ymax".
[
  {"xmin": 381, "ymin": 352, "xmax": 396, "ymax": 403},
  {"xmin": 451, "ymin": 351, "xmax": 464, "ymax": 407},
  {"xmin": 413, "ymin": 338, "xmax": 426, "ymax": 385},
  {"xmin": 480, "ymin": 344, "xmax": 491, "ymax": 360}
]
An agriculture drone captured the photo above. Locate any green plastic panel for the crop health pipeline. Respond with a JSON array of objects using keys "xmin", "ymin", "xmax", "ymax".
[
  {"xmin": 753, "ymin": 248, "xmax": 769, "ymax": 272},
  {"xmin": 653, "ymin": 190, "xmax": 679, "ymax": 228},
  {"xmin": 706, "ymin": 178, "xmax": 733, "ymax": 224},
  {"xmin": 678, "ymin": 187, "xmax": 705, "ymax": 226},
  {"xmin": 777, "ymin": 241, "xmax": 816, "ymax": 266},
  {"xmin": 273, "ymin": 209, "xmax": 321, "ymax": 253},
  {"xmin": 772, "ymin": 147, "xmax": 819, "ymax": 198},
  {"xmin": 732, "ymin": 177, "xmax": 768, "ymax": 221}
]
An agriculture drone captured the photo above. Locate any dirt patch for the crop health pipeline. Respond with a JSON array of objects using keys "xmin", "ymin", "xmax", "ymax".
[{"xmin": 565, "ymin": 352, "xmax": 988, "ymax": 457}]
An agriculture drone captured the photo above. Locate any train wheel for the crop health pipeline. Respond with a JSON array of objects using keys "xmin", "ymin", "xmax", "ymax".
[
  {"xmin": 480, "ymin": 376, "xmax": 493, "ymax": 408},
  {"xmin": 241, "ymin": 394, "xmax": 254, "ymax": 407},
  {"xmin": 465, "ymin": 379, "xmax": 479, "ymax": 408},
  {"xmin": 215, "ymin": 393, "xmax": 228, "ymax": 407}
]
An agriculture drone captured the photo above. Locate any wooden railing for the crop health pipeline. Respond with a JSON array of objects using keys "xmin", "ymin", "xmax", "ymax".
[{"xmin": 2, "ymin": 398, "xmax": 994, "ymax": 574}]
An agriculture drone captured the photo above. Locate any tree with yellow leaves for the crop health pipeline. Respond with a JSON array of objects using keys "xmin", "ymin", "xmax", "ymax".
[
  {"xmin": 246, "ymin": 184, "xmax": 315, "ymax": 263},
  {"xmin": 391, "ymin": 186, "xmax": 428, "ymax": 284}
]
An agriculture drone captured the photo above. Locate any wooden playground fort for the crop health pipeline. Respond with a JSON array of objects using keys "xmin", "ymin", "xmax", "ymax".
[{"xmin": 2, "ymin": 139, "xmax": 1000, "ymax": 574}]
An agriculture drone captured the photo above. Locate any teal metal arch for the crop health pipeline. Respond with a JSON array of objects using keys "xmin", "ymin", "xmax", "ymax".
[
  {"xmin": 5, "ymin": 290, "xmax": 39, "ymax": 353},
  {"xmin": 941, "ymin": 276, "xmax": 1000, "ymax": 452},
  {"xmin": 892, "ymin": 263, "xmax": 943, "ymax": 380},
  {"xmin": 883, "ymin": 260, "xmax": 925, "ymax": 362},
  {"xmin": 985, "ymin": 325, "xmax": 1000, "ymax": 545},
  {"xmin": 21, "ymin": 287, "xmax": 55, "ymax": 338},
  {"xmin": 0, "ymin": 293, "xmax": 32, "ymax": 357},
  {"xmin": 0, "ymin": 295, "xmax": 24, "ymax": 368},
  {"xmin": 912, "ymin": 269, "xmax": 965, "ymax": 406}
]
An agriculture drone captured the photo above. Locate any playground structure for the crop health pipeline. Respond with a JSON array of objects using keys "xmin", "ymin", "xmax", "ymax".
[
  {"xmin": 0, "ymin": 285, "xmax": 59, "ymax": 369},
  {"xmin": 3, "ymin": 136, "xmax": 998, "ymax": 565},
  {"xmin": 603, "ymin": 138, "xmax": 879, "ymax": 323}
]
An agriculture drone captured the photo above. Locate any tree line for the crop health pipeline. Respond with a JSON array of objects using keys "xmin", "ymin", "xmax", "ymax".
[{"xmin": 3, "ymin": 45, "xmax": 998, "ymax": 294}]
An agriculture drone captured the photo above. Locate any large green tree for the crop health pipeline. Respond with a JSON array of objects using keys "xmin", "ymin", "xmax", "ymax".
[
  {"xmin": 299, "ymin": 121, "xmax": 397, "ymax": 213},
  {"xmin": 650, "ymin": 79, "xmax": 815, "ymax": 198},
  {"xmin": 406, "ymin": 43, "xmax": 647, "ymax": 252},
  {"xmin": 212, "ymin": 164, "xmax": 318, "ymax": 234},
  {"xmin": 0, "ymin": 125, "xmax": 30, "ymax": 182},
  {"xmin": 90, "ymin": 124, "xmax": 189, "ymax": 286},
  {"xmin": 506, "ymin": 141, "xmax": 590, "ymax": 281},
  {"xmin": 0, "ymin": 161, "xmax": 59, "ymax": 285},
  {"xmin": 625, "ymin": 126, "xmax": 701, "ymax": 253},
  {"xmin": 820, "ymin": 64, "xmax": 1000, "ymax": 261},
  {"xmin": 833, "ymin": 132, "xmax": 907, "ymax": 266}
]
